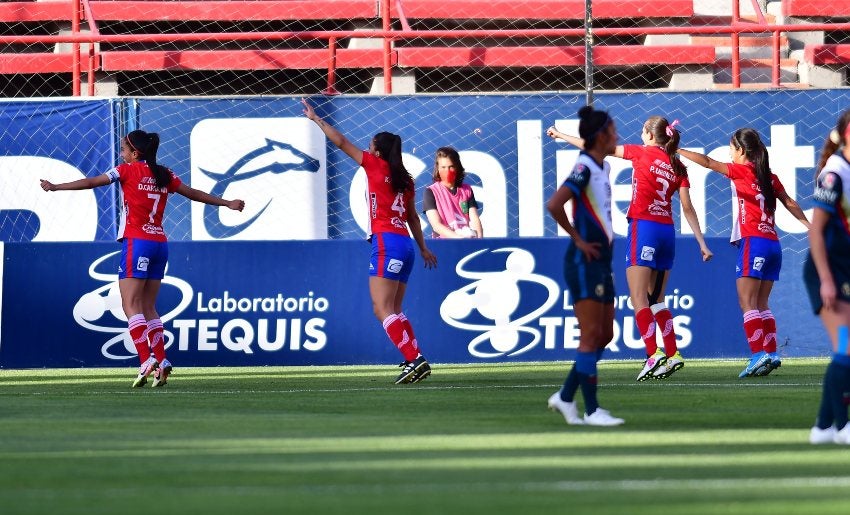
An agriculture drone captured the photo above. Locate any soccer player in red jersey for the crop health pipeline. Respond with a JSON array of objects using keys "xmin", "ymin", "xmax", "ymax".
[
  {"xmin": 550, "ymin": 116, "xmax": 713, "ymax": 382},
  {"xmin": 679, "ymin": 129, "xmax": 809, "ymax": 378},
  {"xmin": 302, "ymin": 99, "xmax": 437, "ymax": 384},
  {"xmin": 41, "ymin": 130, "xmax": 245, "ymax": 387},
  {"xmin": 805, "ymin": 110, "xmax": 850, "ymax": 444}
]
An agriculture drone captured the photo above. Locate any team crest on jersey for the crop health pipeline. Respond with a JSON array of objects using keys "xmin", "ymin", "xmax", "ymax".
[{"xmin": 752, "ymin": 257, "xmax": 765, "ymax": 271}]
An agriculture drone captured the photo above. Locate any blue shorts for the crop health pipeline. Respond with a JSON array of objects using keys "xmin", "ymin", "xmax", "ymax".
[
  {"xmin": 119, "ymin": 238, "xmax": 168, "ymax": 280},
  {"xmin": 369, "ymin": 232, "xmax": 415, "ymax": 283},
  {"xmin": 564, "ymin": 248, "xmax": 615, "ymax": 303},
  {"xmin": 736, "ymin": 236, "xmax": 781, "ymax": 281},
  {"xmin": 625, "ymin": 219, "xmax": 675, "ymax": 270}
]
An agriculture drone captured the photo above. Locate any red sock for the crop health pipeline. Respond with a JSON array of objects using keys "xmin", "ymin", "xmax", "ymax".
[
  {"xmin": 652, "ymin": 305, "xmax": 678, "ymax": 357},
  {"xmin": 761, "ymin": 310, "xmax": 777, "ymax": 353},
  {"xmin": 743, "ymin": 310, "xmax": 764, "ymax": 354},
  {"xmin": 635, "ymin": 307, "xmax": 657, "ymax": 356},
  {"xmin": 128, "ymin": 314, "xmax": 150, "ymax": 364},
  {"xmin": 382, "ymin": 314, "xmax": 418, "ymax": 361},
  {"xmin": 398, "ymin": 313, "xmax": 420, "ymax": 353},
  {"xmin": 147, "ymin": 318, "xmax": 167, "ymax": 362}
]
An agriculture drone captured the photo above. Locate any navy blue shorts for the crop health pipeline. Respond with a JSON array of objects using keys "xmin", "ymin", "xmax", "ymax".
[
  {"xmin": 369, "ymin": 232, "xmax": 415, "ymax": 283},
  {"xmin": 803, "ymin": 252, "xmax": 850, "ymax": 314},
  {"xmin": 625, "ymin": 219, "xmax": 675, "ymax": 271},
  {"xmin": 119, "ymin": 238, "xmax": 168, "ymax": 280},
  {"xmin": 564, "ymin": 251, "xmax": 615, "ymax": 304},
  {"xmin": 736, "ymin": 236, "xmax": 781, "ymax": 281}
]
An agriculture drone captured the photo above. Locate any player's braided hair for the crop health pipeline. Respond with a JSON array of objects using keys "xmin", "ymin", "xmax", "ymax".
[
  {"xmin": 373, "ymin": 132, "xmax": 412, "ymax": 193},
  {"xmin": 732, "ymin": 128, "xmax": 776, "ymax": 215},
  {"xmin": 644, "ymin": 116, "xmax": 687, "ymax": 177},
  {"xmin": 817, "ymin": 109, "xmax": 850, "ymax": 175},
  {"xmin": 126, "ymin": 130, "xmax": 171, "ymax": 189}
]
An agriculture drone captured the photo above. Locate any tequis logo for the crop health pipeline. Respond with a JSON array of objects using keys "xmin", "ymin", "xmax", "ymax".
[
  {"xmin": 199, "ymin": 139, "xmax": 320, "ymax": 238},
  {"xmin": 73, "ymin": 252, "xmax": 193, "ymax": 360},
  {"xmin": 440, "ymin": 247, "xmax": 560, "ymax": 358}
]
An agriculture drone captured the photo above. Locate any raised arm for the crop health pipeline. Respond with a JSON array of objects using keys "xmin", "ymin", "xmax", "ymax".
[
  {"xmin": 777, "ymin": 189, "xmax": 811, "ymax": 230},
  {"xmin": 677, "ymin": 148, "xmax": 729, "ymax": 176},
  {"xmin": 302, "ymin": 98, "xmax": 363, "ymax": 165},
  {"xmin": 176, "ymin": 183, "xmax": 245, "ymax": 211},
  {"xmin": 40, "ymin": 174, "xmax": 111, "ymax": 192},
  {"xmin": 678, "ymin": 186, "xmax": 713, "ymax": 261}
]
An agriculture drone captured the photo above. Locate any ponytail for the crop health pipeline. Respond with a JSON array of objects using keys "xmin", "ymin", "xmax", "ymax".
[
  {"xmin": 126, "ymin": 130, "xmax": 170, "ymax": 189},
  {"xmin": 645, "ymin": 116, "xmax": 686, "ymax": 177},
  {"xmin": 373, "ymin": 132, "xmax": 412, "ymax": 193},
  {"xmin": 817, "ymin": 109, "xmax": 850, "ymax": 176},
  {"xmin": 732, "ymin": 128, "xmax": 775, "ymax": 215}
]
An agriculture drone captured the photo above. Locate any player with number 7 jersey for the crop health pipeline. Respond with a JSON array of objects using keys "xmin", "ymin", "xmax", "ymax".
[{"xmin": 40, "ymin": 129, "xmax": 246, "ymax": 388}]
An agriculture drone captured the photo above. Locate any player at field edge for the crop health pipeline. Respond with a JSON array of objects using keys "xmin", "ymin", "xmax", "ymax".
[
  {"xmin": 548, "ymin": 116, "xmax": 713, "ymax": 382},
  {"xmin": 678, "ymin": 129, "xmax": 810, "ymax": 378},
  {"xmin": 423, "ymin": 146, "xmax": 484, "ymax": 239},
  {"xmin": 40, "ymin": 130, "xmax": 245, "ymax": 388},
  {"xmin": 545, "ymin": 105, "xmax": 624, "ymax": 426},
  {"xmin": 805, "ymin": 109, "xmax": 850, "ymax": 445},
  {"xmin": 302, "ymin": 98, "xmax": 438, "ymax": 384}
]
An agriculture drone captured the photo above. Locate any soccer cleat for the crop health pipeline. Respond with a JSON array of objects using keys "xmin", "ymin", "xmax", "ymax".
[
  {"xmin": 767, "ymin": 352, "xmax": 782, "ymax": 371},
  {"xmin": 583, "ymin": 407, "xmax": 625, "ymax": 426},
  {"xmin": 810, "ymin": 425, "xmax": 837, "ymax": 444},
  {"xmin": 738, "ymin": 352, "xmax": 771, "ymax": 378},
  {"xmin": 636, "ymin": 350, "xmax": 667, "ymax": 382},
  {"xmin": 132, "ymin": 356, "xmax": 158, "ymax": 388},
  {"xmin": 151, "ymin": 359, "xmax": 172, "ymax": 388},
  {"xmin": 652, "ymin": 351, "xmax": 685, "ymax": 379},
  {"xmin": 547, "ymin": 392, "xmax": 585, "ymax": 425},
  {"xmin": 834, "ymin": 424, "xmax": 850, "ymax": 445},
  {"xmin": 394, "ymin": 355, "xmax": 430, "ymax": 384},
  {"xmin": 409, "ymin": 361, "xmax": 432, "ymax": 383}
]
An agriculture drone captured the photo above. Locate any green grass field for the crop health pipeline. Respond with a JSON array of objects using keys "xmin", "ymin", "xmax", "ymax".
[{"xmin": 2, "ymin": 359, "xmax": 849, "ymax": 515}]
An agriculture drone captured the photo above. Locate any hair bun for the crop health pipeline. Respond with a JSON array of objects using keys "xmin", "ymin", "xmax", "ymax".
[{"xmin": 578, "ymin": 105, "xmax": 594, "ymax": 119}]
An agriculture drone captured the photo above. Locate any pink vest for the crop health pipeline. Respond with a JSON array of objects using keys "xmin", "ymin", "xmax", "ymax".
[{"xmin": 427, "ymin": 182, "xmax": 473, "ymax": 238}]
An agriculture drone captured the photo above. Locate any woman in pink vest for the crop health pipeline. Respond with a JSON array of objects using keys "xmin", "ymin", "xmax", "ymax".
[{"xmin": 423, "ymin": 147, "xmax": 484, "ymax": 238}]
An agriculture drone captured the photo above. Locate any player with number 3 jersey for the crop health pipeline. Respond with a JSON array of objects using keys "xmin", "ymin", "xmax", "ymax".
[{"xmin": 679, "ymin": 129, "xmax": 809, "ymax": 378}]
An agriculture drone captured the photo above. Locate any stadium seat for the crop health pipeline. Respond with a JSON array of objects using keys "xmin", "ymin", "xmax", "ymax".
[
  {"xmin": 100, "ymin": 48, "xmax": 388, "ymax": 71},
  {"xmin": 86, "ymin": 0, "xmax": 379, "ymax": 21},
  {"xmin": 390, "ymin": 0, "xmax": 693, "ymax": 20},
  {"xmin": 804, "ymin": 44, "xmax": 850, "ymax": 65},
  {"xmin": 781, "ymin": 0, "xmax": 850, "ymax": 17}
]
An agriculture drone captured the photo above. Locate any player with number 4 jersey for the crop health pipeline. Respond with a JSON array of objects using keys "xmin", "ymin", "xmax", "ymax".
[
  {"xmin": 303, "ymin": 98, "xmax": 437, "ymax": 385},
  {"xmin": 679, "ymin": 129, "xmax": 809, "ymax": 378}
]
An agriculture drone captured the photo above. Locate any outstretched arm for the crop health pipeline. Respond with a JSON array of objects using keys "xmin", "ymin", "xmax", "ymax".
[
  {"xmin": 778, "ymin": 190, "xmax": 811, "ymax": 230},
  {"xmin": 545, "ymin": 126, "xmax": 621, "ymax": 156},
  {"xmin": 41, "ymin": 174, "xmax": 111, "ymax": 192},
  {"xmin": 679, "ymin": 187, "xmax": 713, "ymax": 261},
  {"xmin": 176, "ymin": 183, "xmax": 245, "ymax": 211},
  {"xmin": 302, "ymin": 98, "xmax": 363, "ymax": 165},
  {"xmin": 677, "ymin": 148, "xmax": 729, "ymax": 176}
]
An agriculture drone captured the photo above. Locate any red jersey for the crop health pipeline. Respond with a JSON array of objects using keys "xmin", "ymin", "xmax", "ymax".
[
  {"xmin": 362, "ymin": 151, "xmax": 412, "ymax": 237},
  {"xmin": 622, "ymin": 144, "xmax": 690, "ymax": 224},
  {"xmin": 727, "ymin": 162, "xmax": 786, "ymax": 242},
  {"xmin": 106, "ymin": 161, "xmax": 182, "ymax": 242}
]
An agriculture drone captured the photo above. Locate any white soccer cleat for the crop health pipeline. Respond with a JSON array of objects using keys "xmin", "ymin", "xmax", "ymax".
[
  {"xmin": 547, "ymin": 392, "xmax": 584, "ymax": 425},
  {"xmin": 132, "ymin": 356, "xmax": 158, "ymax": 388},
  {"xmin": 834, "ymin": 424, "xmax": 850, "ymax": 445},
  {"xmin": 637, "ymin": 350, "xmax": 667, "ymax": 382},
  {"xmin": 809, "ymin": 425, "xmax": 837, "ymax": 444},
  {"xmin": 583, "ymin": 407, "xmax": 625, "ymax": 426}
]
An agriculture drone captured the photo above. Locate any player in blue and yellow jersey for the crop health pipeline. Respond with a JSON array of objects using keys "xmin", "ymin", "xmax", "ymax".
[
  {"xmin": 302, "ymin": 99, "xmax": 437, "ymax": 384},
  {"xmin": 805, "ymin": 109, "xmax": 850, "ymax": 445},
  {"xmin": 544, "ymin": 106, "xmax": 624, "ymax": 426}
]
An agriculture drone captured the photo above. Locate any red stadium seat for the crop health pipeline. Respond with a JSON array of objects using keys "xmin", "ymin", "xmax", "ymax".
[
  {"xmin": 391, "ymin": 0, "xmax": 693, "ymax": 20},
  {"xmin": 100, "ymin": 48, "xmax": 389, "ymax": 71},
  {"xmin": 87, "ymin": 0, "xmax": 379, "ymax": 21},
  {"xmin": 782, "ymin": 0, "xmax": 850, "ymax": 17},
  {"xmin": 804, "ymin": 44, "xmax": 850, "ymax": 65}
]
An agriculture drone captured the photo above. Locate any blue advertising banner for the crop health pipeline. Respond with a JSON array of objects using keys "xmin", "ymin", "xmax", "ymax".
[{"xmin": 0, "ymin": 237, "xmax": 826, "ymax": 369}]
